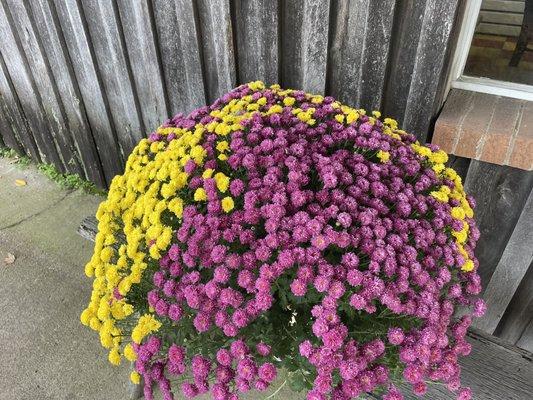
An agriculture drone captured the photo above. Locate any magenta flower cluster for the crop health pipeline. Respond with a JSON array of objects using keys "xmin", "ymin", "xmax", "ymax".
[{"xmin": 132, "ymin": 83, "xmax": 484, "ymax": 400}]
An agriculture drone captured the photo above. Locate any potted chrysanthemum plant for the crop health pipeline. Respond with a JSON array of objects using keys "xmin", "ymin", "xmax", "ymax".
[{"xmin": 81, "ymin": 81, "xmax": 485, "ymax": 400}]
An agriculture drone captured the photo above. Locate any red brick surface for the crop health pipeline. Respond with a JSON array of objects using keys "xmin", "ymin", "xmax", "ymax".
[
  {"xmin": 481, "ymin": 97, "xmax": 522, "ymax": 165},
  {"xmin": 433, "ymin": 89, "xmax": 533, "ymax": 171},
  {"xmin": 433, "ymin": 90, "xmax": 473, "ymax": 154},
  {"xmin": 509, "ymin": 102, "xmax": 533, "ymax": 170},
  {"xmin": 453, "ymin": 93, "xmax": 497, "ymax": 159}
]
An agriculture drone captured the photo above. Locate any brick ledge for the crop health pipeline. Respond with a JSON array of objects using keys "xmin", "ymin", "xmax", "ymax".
[{"xmin": 432, "ymin": 89, "xmax": 533, "ymax": 170}]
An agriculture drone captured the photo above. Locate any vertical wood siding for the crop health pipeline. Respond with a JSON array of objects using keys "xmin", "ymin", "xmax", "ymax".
[
  {"xmin": 0, "ymin": 0, "xmax": 458, "ymax": 185},
  {"xmin": 458, "ymin": 158, "xmax": 533, "ymax": 352}
]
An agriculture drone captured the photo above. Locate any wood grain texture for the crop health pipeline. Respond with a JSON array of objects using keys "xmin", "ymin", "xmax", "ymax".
[
  {"xmin": 78, "ymin": 215, "xmax": 98, "ymax": 243},
  {"xmin": 281, "ymin": 0, "xmax": 330, "ymax": 94},
  {"xmin": 78, "ymin": 215, "xmax": 125, "ymax": 246},
  {"xmin": 0, "ymin": 94, "xmax": 22, "ymax": 153},
  {"xmin": 6, "ymin": 0, "xmax": 86, "ymax": 176},
  {"xmin": 483, "ymin": 0, "xmax": 525, "ymax": 13},
  {"xmin": 81, "ymin": 0, "xmax": 144, "ymax": 158},
  {"xmin": 0, "ymin": 52, "xmax": 35, "ymax": 158},
  {"xmin": 517, "ymin": 319, "xmax": 533, "ymax": 352},
  {"xmin": 402, "ymin": 0, "xmax": 458, "ymax": 141},
  {"xmin": 29, "ymin": 0, "xmax": 105, "ymax": 186},
  {"xmin": 0, "ymin": 0, "xmax": 64, "ymax": 168},
  {"xmin": 116, "ymin": 0, "xmax": 168, "ymax": 132},
  {"xmin": 53, "ymin": 0, "xmax": 123, "ymax": 184},
  {"xmin": 496, "ymin": 259, "xmax": 533, "ymax": 345},
  {"xmin": 479, "ymin": 10, "xmax": 523, "ymax": 26},
  {"xmin": 464, "ymin": 160, "xmax": 533, "ymax": 290},
  {"xmin": 195, "ymin": 0, "xmax": 236, "ymax": 103},
  {"xmin": 383, "ymin": 0, "xmax": 425, "ymax": 130},
  {"xmin": 0, "ymin": 0, "xmax": 467, "ymax": 185},
  {"xmin": 474, "ymin": 188, "xmax": 533, "ymax": 334},
  {"xmin": 152, "ymin": 0, "xmax": 206, "ymax": 116},
  {"xmin": 328, "ymin": 0, "xmax": 395, "ymax": 110},
  {"xmin": 233, "ymin": 0, "xmax": 278, "ymax": 85},
  {"xmin": 384, "ymin": 0, "xmax": 458, "ymax": 141}
]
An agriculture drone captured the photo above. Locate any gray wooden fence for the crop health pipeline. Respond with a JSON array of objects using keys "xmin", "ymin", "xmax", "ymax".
[{"xmin": 0, "ymin": 0, "xmax": 459, "ymax": 188}]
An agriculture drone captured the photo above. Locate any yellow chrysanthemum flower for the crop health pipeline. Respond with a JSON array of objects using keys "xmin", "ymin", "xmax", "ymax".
[
  {"xmin": 462, "ymin": 259, "xmax": 475, "ymax": 272},
  {"xmin": 130, "ymin": 371, "xmax": 141, "ymax": 385},
  {"xmin": 377, "ymin": 150, "xmax": 390, "ymax": 163},
  {"xmin": 194, "ymin": 188, "xmax": 207, "ymax": 201},
  {"xmin": 221, "ymin": 196, "xmax": 235, "ymax": 213}
]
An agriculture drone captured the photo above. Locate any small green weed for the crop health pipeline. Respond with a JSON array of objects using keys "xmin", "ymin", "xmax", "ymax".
[
  {"xmin": 0, "ymin": 146, "xmax": 106, "ymax": 195},
  {"xmin": 37, "ymin": 163, "xmax": 106, "ymax": 195}
]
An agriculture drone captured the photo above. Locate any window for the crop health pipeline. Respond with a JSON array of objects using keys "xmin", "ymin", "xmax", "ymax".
[{"xmin": 449, "ymin": 0, "xmax": 533, "ymax": 101}]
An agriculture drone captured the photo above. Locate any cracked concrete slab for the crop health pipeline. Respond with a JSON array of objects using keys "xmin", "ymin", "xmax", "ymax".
[
  {"xmin": 0, "ymin": 159, "xmax": 69, "ymax": 230},
  {"xmin": 0, "ymin": 158, "xmax": 131, "ymax": 400}
]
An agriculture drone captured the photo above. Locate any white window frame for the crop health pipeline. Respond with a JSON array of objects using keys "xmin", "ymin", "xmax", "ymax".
[{"xmin": 448, "ymin": 0, "xmax": 533, "ymax": 101}]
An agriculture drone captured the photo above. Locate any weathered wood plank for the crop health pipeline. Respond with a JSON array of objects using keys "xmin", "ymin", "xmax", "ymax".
[
  {"xmin": 78, "ymin": 215, "xmax": 98, "ymax": 243},
  {"xmin": 195, "ymin": 0, "xmax": 236, "ymax": 103},
  {"xmin": 464, "ymin": 160, "xmax": 533, "ymax": 290},
  {"xmin": 28, "ymin": 0, "xmax": 105, "ymax": 187},
  {"xmin": 517, "ymin": 318, "xmax": 533, "ymax": 353},
  {"xmin": 328, "ymin": 0, "xmax": 370, "ymax": 105},
  {"xmin": 5, "ymin": 0, "xmax": 85, "ymax": 176},
  {"xmin": 116, "ymin": 0, "xmax": 168, "ymax": 132},
  {"xmin": 300, "ymin": 0, "xmax": 330, "ymax": 95},
  {"xmin": 328, "ymin": 0, "xmax": 395, "ymax": 110},
  {"xmin": 359, "ymin": 0, "xmax": 396, "ymax": 111},
  {"xmin": 281, "ymin": 0, "xmax": 330, "ymax": 94},
  {"xmin": 476, "ymin": 22, "xmax": 521, "ymax": 36},
  {"xmin": 0, "ymin": 96, "xmax": 22, "ymax": 153},
  {"xmin": 496, "ymin": 259, "xmax": 533, "ymax": 345},
  {"xmin": 81, "ymin": 0, "xmax": 144, "ymax": 158},
  {"xmin": 233, "ymin": 0, "xmax": 278, "ymax": 86},
  {"xmin": 0, "ymin": 0, "xmax": 65, "ymax": 168},
  {"xmin": 384, "ymin": 0, "xmax": 458, "ymax": 141},
  {"xmin": 78, "ymin": 215, "xmax": 125, "ymax": 247},
  {"xmin": 483, "ymin": 0, "xmax": 525, "ymax": 13},
  {"xmin": 53, "ymin": 0, "xmax": 123, "ymax": 184},
  {"xmin": 479, "ymin": 10, "xmax": 524, "ymax": 26},
  {"xmin": 152, "ymin": 0, "xmax": 206, "ymax": 116},
  {"xmin": 474, "ymin": 188, "xmax": 533, "ymax": 334},
  {"xmin": 382, "ymin": 0, "xmax": 426, "ymax": 129},
  {"xmin": 0, "ymin": 53, "xmax": 31, "ymax": 157},
  {"xmin": 402, "ymin": 0, "xmax": 459, "ymax": 141}
]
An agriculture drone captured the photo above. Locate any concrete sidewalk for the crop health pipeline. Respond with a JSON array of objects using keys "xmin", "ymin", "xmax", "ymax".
[{"xmin": 0, "ymin": 157, "xmax": 130, "ymax": 400}]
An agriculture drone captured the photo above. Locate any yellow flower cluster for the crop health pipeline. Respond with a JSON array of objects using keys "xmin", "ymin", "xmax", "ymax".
[
  {"xmin": 413, "ymin": 143, "xmax": 475, "ymax": 272},
  {"xmin": 336, "ymin": 104, "xmax": 362, "ymax": 125},
  {"xmin": 131, "ymin": 314, "xmax": 162, "ymax": 344},
  {"xmin": 80, "ymin": 119, "xmax": 212, "ymax": 364}
]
